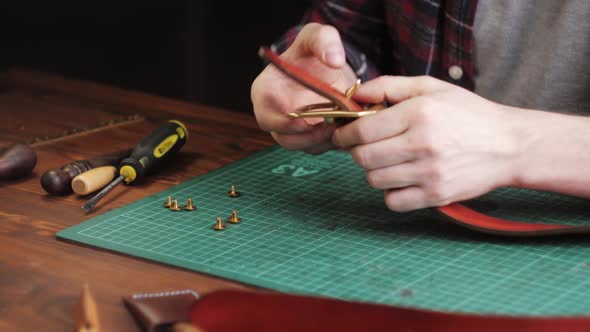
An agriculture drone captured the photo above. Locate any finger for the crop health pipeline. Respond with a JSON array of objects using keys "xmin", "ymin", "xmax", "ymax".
[
  {"xmin": 287, "ymin": 23, "xmax": 345, "ymax": 68},
  {"xmin": 253, "ymin": 87, "xmax": 312, "ymax": 134},
  {"xmin": 354, "ymin": 75, "xmax": 450, "ymax": 104},
  {"xmin": 350, "ymin": 137, "xmax": 415, "ymax": 170},
  {"xmin": 332, "ymin": 101, "xmax": 414, "ymax": 148},
  {"xmin": 271, "ymin": 122, "xmax": 336, "ymax": 151},
  {"xmin": 303, "ymin": 141, "xmax": 336, "ymax": 155},
  {"xmin": 384, "ymin": 186, "xmax": 430, "ymax": 212},
  {"xmin": 366, "ymin": 162, "xmax": 420, "ymax": 190}
]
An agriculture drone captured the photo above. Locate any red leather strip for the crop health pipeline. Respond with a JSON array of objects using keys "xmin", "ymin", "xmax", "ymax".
[
  {"xmin": 190, "ymin": 290, "xmax": 590, "ymax": 332},
  {"xmin": 259, "ymin": 47, "xmax": 362, "ymax": 112},
  {"xmin": 259, "ymin": 46, "xmax": 590, "ymax": 237},
  {"xmin": 438, "ymin": 203, "xmax": 590, "ymax": 236}
]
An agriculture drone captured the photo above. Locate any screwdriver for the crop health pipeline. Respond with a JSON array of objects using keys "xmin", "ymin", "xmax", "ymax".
[{"xmin": 82, "ymin": 120, "xmax": 188, "ymax": 212}]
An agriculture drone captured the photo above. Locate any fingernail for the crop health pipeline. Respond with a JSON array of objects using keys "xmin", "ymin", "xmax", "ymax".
[{"xmin": 325, "ymin": 48, "xmax": 344, "ymax": 66}]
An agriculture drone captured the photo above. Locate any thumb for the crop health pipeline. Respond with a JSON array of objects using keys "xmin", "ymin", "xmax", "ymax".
[
  {"xmin": 354, "ymin": 76, "xmax": 449, "ymax": 104},
  {"xmin": 286, "ymin": 23, "xmax": 346, "ymax": 68}
]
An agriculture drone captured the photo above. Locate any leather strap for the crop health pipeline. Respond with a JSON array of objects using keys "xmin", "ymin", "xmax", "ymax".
[
  {"xmin": 259, "ymin": 46, "xmax": 590, "ymax": 237},
  {"xmin": 258, "ymin": 47, "xmax": 361, "ymax": 112},
  {"xmin": 123, "ymin": 290, "xmax": 199, "ymax": 332},
  {"xmin": 437, "ymin": 203, "xmax": 590, "ymax": 236},
  {"xmin": 190, "ymin": 289, "xmax": 590, "ymax": 332}
]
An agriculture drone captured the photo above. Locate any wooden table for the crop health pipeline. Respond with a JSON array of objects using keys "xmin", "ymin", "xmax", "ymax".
[{"xmin": 0, "ymin": 69, "xmax": 274, "ymax": 331}]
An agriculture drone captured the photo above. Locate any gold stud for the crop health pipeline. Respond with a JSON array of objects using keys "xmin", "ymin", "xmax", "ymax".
[
  {"xmin": 227, "ymin": 184, "xmax": 240, "ymax": 197},
  {"xmin": 163, "ymin": 196, "xmax": 172, "ymax": 208},
  {"xmin": 184, "ymin": 198, "xmax": 196, "ymax": 211},
  {"xmin": 227, "ymin": 210, "xmax": 241, "ymax": 224},
  {"xmin": 212, "ymin": 217, "xmax": 225, "ymax": 231},
  {"xmin": 169, "ymin": 199, "xmax": 182, "ymax": 211}
]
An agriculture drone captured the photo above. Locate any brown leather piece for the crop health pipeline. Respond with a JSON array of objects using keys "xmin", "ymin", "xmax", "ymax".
[
  {"xmin": 190, "ymin": 289, "xmax": 590, "ymax": 332},
  {"xmin": 123, "ymin": 290, "xmax": 199, "ymax": 332},
  {"xmin": 259, "ymin": 46, "xmax": 590, "ymax": 237}
]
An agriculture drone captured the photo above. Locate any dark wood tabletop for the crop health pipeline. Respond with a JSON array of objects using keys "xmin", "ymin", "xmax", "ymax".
[{"xmin": 0, "ymin": 68, "xmax": 274, "ymax": 331}]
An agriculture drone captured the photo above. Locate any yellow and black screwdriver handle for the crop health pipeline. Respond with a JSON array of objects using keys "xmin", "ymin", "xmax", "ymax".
[{"xmin": 119, "ymin": 120, "xmax": 188, "ymax": 184}]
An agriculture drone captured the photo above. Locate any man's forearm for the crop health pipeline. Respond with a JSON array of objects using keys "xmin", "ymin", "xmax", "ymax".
[{"xmin": 511, "ymin": 108, "xmax": 590, "ymax": 197}]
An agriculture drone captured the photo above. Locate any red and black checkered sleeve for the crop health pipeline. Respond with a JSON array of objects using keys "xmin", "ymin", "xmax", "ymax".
[{"xmin": 271, "ymin": 0, "xmax": 386, "ymax": 83}]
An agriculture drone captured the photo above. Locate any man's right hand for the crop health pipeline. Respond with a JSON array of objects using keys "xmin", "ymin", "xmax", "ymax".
[{"xmin": 251, "ymin": 23, "xmax": 357, "ymax": 154}]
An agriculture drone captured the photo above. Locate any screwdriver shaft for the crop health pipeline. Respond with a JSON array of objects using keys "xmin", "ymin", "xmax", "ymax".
[{"xmin": 82, "ymin": 174, "xmax": 126, "ymax": 212}]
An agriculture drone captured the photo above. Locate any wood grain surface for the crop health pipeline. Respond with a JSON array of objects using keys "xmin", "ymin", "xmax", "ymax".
[{"xmin": 0, "ymin": 68, "xmax": 274, "ymax": 331}]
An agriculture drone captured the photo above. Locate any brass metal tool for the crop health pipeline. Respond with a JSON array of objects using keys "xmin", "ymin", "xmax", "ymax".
[
  {"xmin": 259, "ymin": 47, "xmax": 382, "ymax": 123},
  {"xmin": 287, "ymin": 80, "xmax": 381, "ymax": 123}
]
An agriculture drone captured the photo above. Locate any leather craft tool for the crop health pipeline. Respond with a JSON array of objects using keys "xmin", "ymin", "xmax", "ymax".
[
  {"xmin": 41, "ymin": 150, "xmax": 130, "ymax": 195},
  {"xmin": 76, "ymin": 285, "xmax": 100, "ymax": 332},
  {"xmin": 189, "ymin": 289, "xmax": 590, "ymax": 332},
  {"xmin": 71, "ymin": 166, "xmax": 118, "ymax": 196},
  {"xmin": 0, "ymin": 144, "xmax": 37, "ymax": 180},
  {"xmin": 259, "ymin": 46, "xmax": 590, "ymax": 237},
  {"xmin": 3, "ymin": 115, "xmax": 139, "ymax": 183},
  {"xmin": 29, "ymin": 114, "xmax": 141, "ymax": 194},
  {"xmin": 82, "ymin": 120, "xmax": 188, "ymax": 212}
]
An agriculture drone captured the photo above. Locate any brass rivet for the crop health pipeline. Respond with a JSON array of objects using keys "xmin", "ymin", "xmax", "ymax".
[
  {"xmin": 213, "ymin": 217, "xmax": 225, "ymax": 231},
  {"xmin": 227, "ymin": 210, "xmax": 241, "ymax": 224},
  {"xmin": 163, "ymin": 196, "xmax": 172, "ymax": 208},
  {"xmin": 184, "ymin": 198, "xmax": 196, "ymax": 211},
  {"xmin": 169, "ymin": 200, "xmax": 182, "ymax": 211},
  {"xmin": 227, "ymin": 184, "xmax": 240, "ymax": 197}
]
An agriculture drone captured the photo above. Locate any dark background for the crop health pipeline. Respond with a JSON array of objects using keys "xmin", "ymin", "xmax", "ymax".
[{"xmin": 1, "ymin": 2, "xmax": 309, "ymax": 112}]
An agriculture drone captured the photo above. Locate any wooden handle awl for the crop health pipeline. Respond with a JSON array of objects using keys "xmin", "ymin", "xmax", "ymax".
[
  {"xmin": 72, "ymin": 166, "xmax": 117, "ymax": 196},
  {"xmin": 0, "ymin": 144, "xmax": 37, "ymax": 180},
  {"xmin": 40, "ymin": 149, "xmax": 130, "ymax": 195}
]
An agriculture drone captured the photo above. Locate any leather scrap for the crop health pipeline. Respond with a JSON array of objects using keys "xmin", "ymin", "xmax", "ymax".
[{"xmin": 123, "ymin": 289, "xmax": 199, "ymax": 332}]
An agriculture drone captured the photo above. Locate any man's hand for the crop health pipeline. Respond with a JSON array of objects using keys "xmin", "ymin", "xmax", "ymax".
[
  {"xmin": 251, "ymin": 23, "xmax": 357, "ymax": 154},
  {"xmin": 332, "ymin": 76, "xmax": 524, "ymax": 212}
]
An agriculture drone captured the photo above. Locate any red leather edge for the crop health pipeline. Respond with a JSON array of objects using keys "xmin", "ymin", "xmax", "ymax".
[
  {"xmin": 259, "ymin": 46, "xmax": 590, "ymax": 237},
  {"xmin": 437, "ymin": 203, "xmax": 590, "ymax": 236},
  {"xmin": 259, "ymin": 47, "xmax": 362, "ymax": 112},
  {"xmin": 190, "ymin": 289, "xmax": 590, "ymax": 332}
]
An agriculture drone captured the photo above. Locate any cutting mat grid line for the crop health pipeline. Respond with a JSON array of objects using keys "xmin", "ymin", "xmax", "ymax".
[{"xmin": 59, "ymin": 146, "xmax": 590, "ymax": 315}]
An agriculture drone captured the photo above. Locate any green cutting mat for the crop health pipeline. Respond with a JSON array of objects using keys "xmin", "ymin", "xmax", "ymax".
[{"xmin": 58, "ymin": 146, "xmax": 590, "ymax": 315}]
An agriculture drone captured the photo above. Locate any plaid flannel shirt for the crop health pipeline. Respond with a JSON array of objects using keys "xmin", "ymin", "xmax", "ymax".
[{"xmin": 272, "ymin": 0, "xmax": 478, "ymax": 90}]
